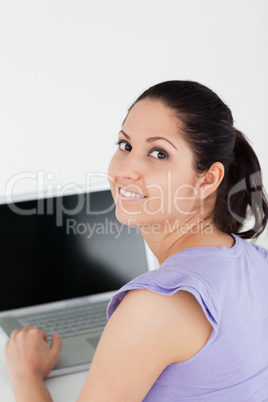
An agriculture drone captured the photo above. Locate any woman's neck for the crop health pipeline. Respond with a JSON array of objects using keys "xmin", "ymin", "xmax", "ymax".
[{"xmin": 139, "ymin": 218, "xmax": 234, "ymax": 265}]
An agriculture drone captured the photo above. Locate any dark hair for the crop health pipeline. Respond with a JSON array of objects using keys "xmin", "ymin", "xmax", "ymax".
[{"xmin": 129, "ymin": 80, "xmax": 268, "ymax": 239}]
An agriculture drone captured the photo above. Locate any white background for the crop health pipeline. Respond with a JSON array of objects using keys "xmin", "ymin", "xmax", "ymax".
[
  {"xmin": 0, "ymin": 0, "xmax": 267, "ymax": 238},
  {"xmin": 0, "ymin": 2, "xmax": 268, "ymax": 400}
]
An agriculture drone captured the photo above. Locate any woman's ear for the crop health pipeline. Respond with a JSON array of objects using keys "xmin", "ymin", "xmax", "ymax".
[{"xmin": 197, "ymin": 162, "xmax": 225, "ymax": 200}]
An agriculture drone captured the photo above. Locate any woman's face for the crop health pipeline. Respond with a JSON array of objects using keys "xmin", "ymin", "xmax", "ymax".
[{"xmin": 108, "ymin": 99, "xmax": 201, "ymax": 232}]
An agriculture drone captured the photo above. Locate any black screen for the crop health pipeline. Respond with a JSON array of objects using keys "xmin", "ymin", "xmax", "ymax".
[{"xmin": 0, "ymin": 189, "xmax": 148, "ymax": 312}]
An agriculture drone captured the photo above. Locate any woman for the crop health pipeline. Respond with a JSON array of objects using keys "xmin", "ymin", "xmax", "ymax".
[{"xmin": 5, "ymin": 81, "xmax": 268, "ymax": 401}]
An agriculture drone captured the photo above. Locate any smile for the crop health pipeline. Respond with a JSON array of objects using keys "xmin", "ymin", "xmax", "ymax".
[{"xmin": 119, "ymin": 187, "xmax": 146, "ymax": 199}]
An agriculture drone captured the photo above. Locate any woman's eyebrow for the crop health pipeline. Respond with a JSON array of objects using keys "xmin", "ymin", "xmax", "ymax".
[
  {"xmin": 120, "ymin": 130, "xmax": 130, "ymax": 139},
  {"xmin": 119, "ymin": 130, "xmax": 177, "ymax": 150},
  {"xmin": 146, "ymin": 136, "xmax": 177, "ymax": 150}
]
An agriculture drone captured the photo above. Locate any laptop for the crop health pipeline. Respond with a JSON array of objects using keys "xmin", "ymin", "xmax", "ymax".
[{"xmin": 0, "ymin": 180, "xmax": 157, "ymax": 377}]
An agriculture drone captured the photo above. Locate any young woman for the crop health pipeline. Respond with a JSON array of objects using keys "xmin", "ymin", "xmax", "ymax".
[{"xmin": 5, "ymin": 81, "xmax": 268, "ymax": 401}]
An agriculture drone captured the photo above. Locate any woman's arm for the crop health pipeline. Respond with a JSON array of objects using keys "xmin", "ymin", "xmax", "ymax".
[
  {"xmin": 5, "ymin": 327, "xmax": 62, "ymax": 402},
  {"xmin": 77, "ymin": 289, "xmax": 213, "ymax": 401},
  {"xmin": 5, "ymin": 290, "xmax": 212, "ymax": 401},
  {"xmin": 8, "ymin": 377, "xmax": 53, "ymax": 402}
]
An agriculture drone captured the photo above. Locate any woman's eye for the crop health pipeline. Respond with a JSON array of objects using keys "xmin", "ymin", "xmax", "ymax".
[
  {"xmin": 116, "ymin": 140, "xmax": 132, "ymax": 152},
  {"xmin": 149, "ymin": 149, "xmax": 169, "ymax": 160}
]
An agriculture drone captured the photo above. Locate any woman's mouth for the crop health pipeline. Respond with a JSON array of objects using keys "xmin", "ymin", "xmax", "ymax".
[{"xmin": 119, "ymin": 187, "xmax": 146, "ymax": 200}]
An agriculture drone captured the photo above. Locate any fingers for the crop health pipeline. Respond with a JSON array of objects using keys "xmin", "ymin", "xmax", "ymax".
[
  {"xmin": 50, "ymin": 333, "xmax": 62, "ymax": 356},
  {"xmin": 5, "ymin": 327, "xmax": 62, "ymax": 381},
  {"xmin": 9, "ymin": 327, "xmax": 61, "ymax": 354},
  {"xmin": 10, "ymin": 326, "xmax": 48, "ymax": 343},
  {"xmin": 10, "ymin": 326, "xmax": 36, "ymax": 338},
  {"xmin": 10, "ymin": 328, "xmax": 20, "ymax": 340}
]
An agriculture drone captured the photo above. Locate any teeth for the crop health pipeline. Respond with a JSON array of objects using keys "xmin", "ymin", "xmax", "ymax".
[{"xmin": 120, "ymin": 188, "xmax": 145, "ymax": 198}]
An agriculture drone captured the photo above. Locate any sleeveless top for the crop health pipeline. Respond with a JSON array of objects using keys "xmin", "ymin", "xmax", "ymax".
[{"xmin": 107, "ymin": 235, "xmax": 268, "ymax": 401}]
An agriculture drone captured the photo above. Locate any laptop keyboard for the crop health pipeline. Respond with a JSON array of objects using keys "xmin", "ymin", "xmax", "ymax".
[{"xmin": 17, "ymin": 301, "xmax": 108, "ymax": 343}]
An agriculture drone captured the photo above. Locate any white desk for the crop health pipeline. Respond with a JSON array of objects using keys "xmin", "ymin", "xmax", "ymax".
[{"xmin": 0, "ymin": 328, "xmax": 88, "ymax": 402}]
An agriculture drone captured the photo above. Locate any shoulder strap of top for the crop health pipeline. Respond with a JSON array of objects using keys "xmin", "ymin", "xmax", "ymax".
[
  {"xmin": 252, "ymin": 243, "xmax": 268, "ymax": 262},
  {"xmin": 107, "ymin": 268, "xmax": 219, "ymax": 332}
]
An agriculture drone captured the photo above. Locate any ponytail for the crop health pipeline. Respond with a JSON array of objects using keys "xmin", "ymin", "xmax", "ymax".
[{"xmin": 224, "ymin": 130, "xmax": 268, "ymax": 239}]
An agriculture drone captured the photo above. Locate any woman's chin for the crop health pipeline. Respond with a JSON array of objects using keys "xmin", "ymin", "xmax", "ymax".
[{"xmin": 114, "ymin": 209, "xmax": 142, "ymax": 227}]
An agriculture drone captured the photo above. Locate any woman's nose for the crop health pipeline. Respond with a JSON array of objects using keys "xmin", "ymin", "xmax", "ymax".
[{"xmin": 116, "ymin": 153, "xmax": 141, "ymax": 182}]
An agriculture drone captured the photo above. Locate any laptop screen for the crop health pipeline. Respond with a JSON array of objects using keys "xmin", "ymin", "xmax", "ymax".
[{"xmin": 0, "ymin": 188, "xmax": 150, "ymax": 312}]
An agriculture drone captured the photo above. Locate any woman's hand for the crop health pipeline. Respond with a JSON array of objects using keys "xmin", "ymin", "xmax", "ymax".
[{"xmin": 5, "ymin": 326, "xmax": 62, "ymax": 384}]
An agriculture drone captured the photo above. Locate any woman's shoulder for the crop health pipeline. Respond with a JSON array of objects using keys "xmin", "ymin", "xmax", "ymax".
[
  {"xmin": 107, "ymin": 235, "xmax": 266, "ymax": 324},
  {"xmin": 107, "ymin": 258, "xmax": 219, "ymax": 330}
]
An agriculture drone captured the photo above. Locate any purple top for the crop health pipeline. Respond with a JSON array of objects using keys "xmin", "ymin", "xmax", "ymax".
[{"xmin": 107, "ymin": 235, "xmax": 268, "ymax": 401}]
